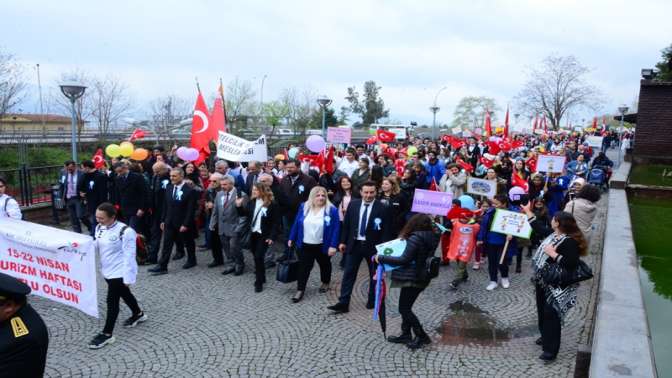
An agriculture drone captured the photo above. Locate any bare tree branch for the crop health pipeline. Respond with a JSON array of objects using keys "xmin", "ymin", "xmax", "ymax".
[
  {"xmin": 148, "ymin": 95, "xmax": 190, "ymax": 143},
  {"xmin": 0, "ymin": 49, "xmax": 27, "ymax": 120},
  {"xmin": 89, "ymin": 75, "xmax": 133, "ymax": 140}
]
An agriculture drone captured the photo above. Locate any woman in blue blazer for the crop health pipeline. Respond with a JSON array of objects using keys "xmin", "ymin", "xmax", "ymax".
[{"xmin": 288, "ymin": 186, "xmax": 341, "ymax": 303}]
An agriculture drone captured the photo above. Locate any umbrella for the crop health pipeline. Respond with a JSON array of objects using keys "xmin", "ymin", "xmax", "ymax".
[{"xmin": 373, "ymin": 264, "xmax": 387, "ymax": 339}]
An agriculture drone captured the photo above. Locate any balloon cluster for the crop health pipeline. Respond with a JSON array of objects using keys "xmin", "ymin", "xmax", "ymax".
[{"xmin": 105, "ymin": 142, "xmax": 150, "ymax": 161}]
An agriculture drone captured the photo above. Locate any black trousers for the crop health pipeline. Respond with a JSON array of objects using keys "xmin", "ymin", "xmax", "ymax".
[
  {"xmin": 485, "ymin": 243, "xmax": 511, "ymax": 282},
  {"xmin": 158, "ymin": 224, "xmax": 195, "ymax": 268},
  {"xmin": 103, "ymin": 278, "xmax": 141, "ymax": 335},
  {"xmin": 250, "ymin": 232, "xmax": 270, "ymax": 285},
  {"xmin": 297, "ymin": 243, "xmax": 331, "ymax": 291},
  {"xmin": 338, "ymin": 241, "xmax": 376, "ymax": 306},
  {"xmin": 210, "ymin": 231, "xmax": 223, "ymax": 264},
  {"xmin": 535, "ymin": 284, "xmax": 561, "ymax": 356},
  {"xmin": 148, "ymin": 217, "xmax": 162, "ymax": 262},
  {"xmin": 398, "ymin": 286, "xmax": 425, "ymax": 332}
]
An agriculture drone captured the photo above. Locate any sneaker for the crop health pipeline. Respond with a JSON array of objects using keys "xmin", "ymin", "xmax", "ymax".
[
  {"xmin": 472, "ymin": 263, "xmax": 480, "ymax": 270},
  {"xmin": 88, "ymin": 333, "xmax": 115, "ymax": 349},
  {"xmin": 123, "ymin": 312, "xmax": 147, "ymax": 328},
  {"xmin": 486, "ymin": 281, "xmax": 498, "ymax": 291},
  {"xmin": 501, "ymin": 278, "xmax": 510, "ymax": 289}
]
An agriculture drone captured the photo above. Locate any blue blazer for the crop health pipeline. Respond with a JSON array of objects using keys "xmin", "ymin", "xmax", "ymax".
[{"xmin": 289, "ymin": 203, "xmax": 340, "ymax": 254}]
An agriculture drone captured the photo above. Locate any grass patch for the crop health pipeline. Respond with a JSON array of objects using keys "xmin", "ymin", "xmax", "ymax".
[
  {"xmin": 0, "ymin": 146, "xmax": 96, "ymax": 169},
  {"xmin": 629, "ymin": 196, "xmax": 672, "ymax": 299},
  {"xmin": 630, "ymin": 164, "xmax": 672, "ymax": 187}
]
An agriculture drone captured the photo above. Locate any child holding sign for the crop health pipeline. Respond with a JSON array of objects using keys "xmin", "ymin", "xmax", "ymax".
[{"xmin": 477, "ymin": 194, "xmax": 517, "ymax": 291}]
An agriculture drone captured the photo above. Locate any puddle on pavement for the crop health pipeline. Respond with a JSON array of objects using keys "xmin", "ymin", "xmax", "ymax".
[{"xmin": 435, "ymin": 300, "xmax": 537, "ymax": 346}]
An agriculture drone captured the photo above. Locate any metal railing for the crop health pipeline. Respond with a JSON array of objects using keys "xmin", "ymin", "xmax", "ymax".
[{"xmin": 0, "ymin": 165, "xmax": 62, "ymax": 207}]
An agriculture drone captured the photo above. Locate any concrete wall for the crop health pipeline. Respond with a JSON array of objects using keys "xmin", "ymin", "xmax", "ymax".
[
  {"xmin": 589, "ymin": 161, "xmax": 656, "ymax": 377},
  {"xmin": 634, "ymin": 80, "xmax": 672, "ymax": 162}
]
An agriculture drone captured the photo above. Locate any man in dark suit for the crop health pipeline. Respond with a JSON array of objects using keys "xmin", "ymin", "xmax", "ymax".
[
  {"xmin": 111, "ymin": 161, "xmax": 149, "ymax": 231},
  {"xmin": 148, "ymin": 168, "xmax": 198, "ymax": 275},
  {"xmin": 78, "ymin": 160, "xmax": 109, "ymax": 237},
  {"xmin": 328, "ymin": 181, "xmax": 392, "ymax": 314},
  {"xmin": 279, "ymin": 159, "xmax": 316, "ymax": 240},
  {"xmin": 147, "ymin": 162, "xmax": 171, "ymax": 264},
  {"xmin": 59, "ymin": 160, "xmax": 89, "ymax": 233},
  {"xmin": 242, "ymin": 161, "xmax": 261, "ymax": 196}
]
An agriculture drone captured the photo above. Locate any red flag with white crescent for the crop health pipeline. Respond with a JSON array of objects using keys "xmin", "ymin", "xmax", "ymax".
[
  {"xmin": 190, "ymin": 92, "xmax": 211, "ymax": 155},
  {"xmin": 376, "ymin": 129, "xmax": 396, "ymax": 143},
  {"xmin": 484, "ymin": 109, "xmax": 493, "ymax": 137},
  {"xmin": 210, "ymin": 98, "xmax": 226, "ymax": 141},
  {"xmin": 129, "ymin": 128, "xmax": 146, "ymax": 141},
  {"xmin": 503, "ymin": 107, "xmax": 510, "ymax": 138},
  {"xmin": 92, "ymin": 148, "xmax": 105, "ymax": 169}
]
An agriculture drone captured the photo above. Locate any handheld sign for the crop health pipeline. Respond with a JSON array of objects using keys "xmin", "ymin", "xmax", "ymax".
[
  {"xmin": 536, "ymin": 154, "xmax": 566, "ymax": 173},
  {"xmin": 467, "ymin": 177, "xmax": 498, "ymax": 199},
  {"xmin": 411, "ymin": 189, "xmax": 453, "ymax": 216},
  {"xmin": 375, "ymin": 238, "xmax": 407, "ymax": 271},
  {"xmin": 584, "ymin": 136, "xmax": 604, "ymax": 149},
  {"xmin": 217, "ymin": 132, "xmax": 267, "ymax": 162},
  {"xmin": 326, "ymin": 127, "xmax": 352, "ymax": 144},
  {"xmin": 489, "ymin": 209, "xmax": 532, "ymax": 264}
]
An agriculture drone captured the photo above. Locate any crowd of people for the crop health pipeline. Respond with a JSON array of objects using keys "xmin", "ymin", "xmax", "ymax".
[{"xmin": 0, "ymin": 128, "xmax": 622, "ymax": 361}]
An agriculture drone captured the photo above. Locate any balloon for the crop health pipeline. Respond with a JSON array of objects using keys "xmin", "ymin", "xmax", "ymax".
[
  {"xmin": 105, "ymin": 144, "xmax": 121, "ymax": 158},
  {"xmin": 305, "ymin": 135, "xmax": 326, "ymax": 153},
  {"xmin": 288, "ymin": 147, "xmax": 299, "ymax": 159},
  {"xmin": 509, "ymin": 186, "xmax": 526, "ymax": 202},
  {"xmin": 119, "ymin": 141, "xmax": 134, "ymax": 157},
  {"xmin": 130, "ymin": 148, "xmax": 149, "ymax": 161},
  {"xmin": 274, "ymin": 154, "xmax": 285, "ymax": 161},
  {"xmin": 407, "ymin": 146, "xmax": 418, "ymax": 156},
  {"xmin": 176, "ymin": 147, "xmax": 189, "ymax": 161},
  {"xmin": 457, "ymin": 195, "xmax": 476, "ymax": 211},
  {"xmin": 184, "ymin": 148, "xmax": 200, "ymax": 162}
]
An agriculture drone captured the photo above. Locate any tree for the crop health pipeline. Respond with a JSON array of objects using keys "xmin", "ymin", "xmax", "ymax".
[
  {"xmin": 338, "ymin": 105, "xmax": 350, "ymax": 124},
  {"xmin": 149, "ymin": 95, "xmax": 191, "ymax": 143},
  {"xmin": 225, "ymin": 77, "xmax": 257, "ymax": 133},
  {"xmin": 262, "ymin": 100, "xmax": 290, "ymax": 137},
  {"xmin": 515, "ymin": 54, "xmax": 602, "ymax": 130},
  {"xmin": 0, "ymin": 49, "xmax": 26, "ymax": 121},
  {"xmin": 344, "ymin": 81, "xmax": 389, "ymax": 126},
  {"xmin": 310, "ymin": 106, "xmax": 338, "ymax": 130},
  {"xmin": 451, "ymin": 96, "xmax": 500, "ymax": 130},
  {"xmin": 89, "ymin": 75, "xmax": 133, "ymax": 140},
  {"xmin": 655, "ymin": 43, "xmax": 672, "ymax": 81},
  {"xmin": 279, "ymin": 87, "xmax": 317, "ymax": 136}
]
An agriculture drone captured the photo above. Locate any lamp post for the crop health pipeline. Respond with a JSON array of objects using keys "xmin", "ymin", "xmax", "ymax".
[
  {"xmin": 617, "ymin": 105, "xmax": 629, "ymax": 167},
  {"xmin": 430, "ymin": 86, "xmax": 447, "ymax": 140},
  {"xmin": 316, "ymin": 95, "xmax": 332, "ymax": 139},
  {"xmin": 60, "ymin": 83, "xmax": 86, "ymax": 162}
]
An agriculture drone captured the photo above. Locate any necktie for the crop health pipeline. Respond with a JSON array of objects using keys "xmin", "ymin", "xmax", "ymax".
[
  {"xmin": 223, "ymin": 191, "xmax": 229, "ymax": 207},
  {"xmin": 359, "ymin": 203, "xmax": 370, "ymax": 238},
  {"xmin": 173, "ymin": 186, "xmax": 178, "ymax": 200}
]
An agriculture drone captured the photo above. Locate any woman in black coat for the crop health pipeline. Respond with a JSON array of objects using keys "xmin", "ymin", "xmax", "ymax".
[
  {"xmin": 521, "ymin": 202, "xmax": 587, "ymax": 362},
  {"xmin": 236, "ymin": 182, "xmax": 279, "ymax": 293},
  {"xmin": 378, "ymin": 176, "xmax": 410, "ymax": 236},
  {"xmin": 375, "ymin": 214, "xmax": 439, "ymax": 350}
]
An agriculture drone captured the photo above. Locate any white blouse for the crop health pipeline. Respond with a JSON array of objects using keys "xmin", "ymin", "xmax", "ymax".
[
  {"xmin": 252, "ymin": 199, "xmax": 264, "ymax": 234},
  {"xmin": 303, "ymin": 209, "xmax": 324, "ymax": 244}
]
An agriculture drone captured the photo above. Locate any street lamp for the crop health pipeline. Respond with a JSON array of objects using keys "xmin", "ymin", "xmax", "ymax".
[
  {"xmin": 617, "ymin": 105, "xmax": 629, "ymax": 167},
  {"xmin": 316, "ymin": 95, "xmax": 332, "ymax": 139},
  {"xmin": 60, "ymin": 83, "xmax": 86, "ymax": 162},
  {"xmin": 431, "ymin": 86, "xmax": 447, "ymax": 140}
]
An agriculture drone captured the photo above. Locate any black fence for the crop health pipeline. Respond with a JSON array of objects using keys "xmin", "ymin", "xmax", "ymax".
[{"xmin": 0, "ymin": 165, "xmax": 62, "ymax": 207}]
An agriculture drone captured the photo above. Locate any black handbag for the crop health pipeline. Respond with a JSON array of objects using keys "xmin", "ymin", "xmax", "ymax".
[
  {"xmin": 540, "ymin": 259, "xmax": 593, "ymax": 287},
  {"xmin": 276, "ymin": 247, "xmax": 300, "ymax": 283}
]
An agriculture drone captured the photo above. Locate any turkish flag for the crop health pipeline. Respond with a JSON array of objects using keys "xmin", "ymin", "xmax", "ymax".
[
  {"xmin": 376, "ymin": 129, "xmax": 396, "ymax": 143},
  {"xmin": 395, "ymin": 159, "xmax": 407, "ymax": 176},
  {"xmin": 542, "ymin": 114, "xmax": 548, "ymax": 132},
  {"xmin": 498, "ymin": 140, "xmax": 512, "ymax": 152},
  {"xmin": 324, "ymin": 146, "xmax": 335, "ymax": 174},
  {"xmin": 532, "ymin": 115, "xmax": 538, "ymax": 133},
  {"xmin": 209, "ymin": 97, "xmax": 226, "ymax": 141},
  {"xmin": 511, "ymin": 172, "xmax": 529, "ymax": 193},
  {"xmin": 480, "ymin": 155, "xmax": 495, "ymax": 169},
  {"xmin": 366, "ymin": 136, "xmax": 378, "ymax": 145},
  {"xmin": 486, "ymin": 141, "xmax": 501, "ymax": 155},
  {"xmin": 92, "ymin": 148, "xmax": 105, "ymax": 169},
  {"xmin": 503, "ymin": 107, "xmax": 510, "ymax": 138},
  {"xmin": 190, "ymin": 92, "xmax": 212, "ymax": 160},
  {"xmin": 449, "ymin": 138, "xmax": 465, "ymax": 150},
  {"xmin": 428, "ymin": 177, "xmax": 439, "ymax": 191},
  {"xmin": 527, "ymin": 156, "xmax": 537, "ymax": 172},
  {"xmin": 511, "ymin": 139, "xmax": 525, "ymax": 149},
  {"xmin": 456, "ymin": 157, "xmax": 474, "ymax": 173},
  {"xmin": 484, "ymin": 110, "xmax": 493, "ymax": 137},
  {"xmin": 129, "ymin": 128, "xmax": 146, "ymax": 141}
]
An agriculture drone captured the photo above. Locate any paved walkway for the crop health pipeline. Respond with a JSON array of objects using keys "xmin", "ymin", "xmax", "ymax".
[{"xmin": 31, "ymin": 194, "xmax": 607, "ymax": 378}]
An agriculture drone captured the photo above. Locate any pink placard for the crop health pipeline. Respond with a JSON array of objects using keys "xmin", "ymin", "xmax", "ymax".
[
  {"xmin": 326, "ymin": 127, "xmax": 352, "ymax": 144},
  {"xmin": 411, "ymin": 189, "xmax": 453, "ymax": 216}
]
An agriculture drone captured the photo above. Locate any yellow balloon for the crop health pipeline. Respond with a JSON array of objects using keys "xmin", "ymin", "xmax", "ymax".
[
  {"xmin": 119, "ymin": 142, "xmax": 134, "ymax": 157},
  {"xmin": 407, "ymin": 146, "xmax": 418, "ymax": 156},
  {"xmin": 105, "ymin": 144, "xmax": 121, "ymax": 158}
]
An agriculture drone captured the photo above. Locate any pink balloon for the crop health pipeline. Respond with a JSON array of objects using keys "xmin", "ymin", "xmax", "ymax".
[
  {"xmin": 176, "ymin": 147, "xmax": 190, "ymax": 161},
  {"xmin": 184, "ymin": 148, "xmax": 200, "ymax": 162},
  {"xmin": 305, "ymin": 135, "xmax": 326, "ymax": 153}
]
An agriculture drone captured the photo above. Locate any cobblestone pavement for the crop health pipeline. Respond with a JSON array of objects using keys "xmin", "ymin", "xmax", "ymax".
[{"xmin": 32, "ymin": 198, "xmax": 606, "ymax": 377}]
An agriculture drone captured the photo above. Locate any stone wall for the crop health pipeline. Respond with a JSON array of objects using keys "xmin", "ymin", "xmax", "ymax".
[{"xmin": 634, "ymin": 80, "xmax": 672, "ymax": 163}]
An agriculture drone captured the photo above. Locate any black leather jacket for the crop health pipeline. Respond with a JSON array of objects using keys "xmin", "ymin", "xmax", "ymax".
[{"xmin": 378, "ymin": 230, "xmax": 439, "ymax": 283}]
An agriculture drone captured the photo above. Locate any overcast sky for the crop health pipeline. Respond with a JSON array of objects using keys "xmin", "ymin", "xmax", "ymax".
[{"xmin": 3, "ymin": 0, "xmax": 671, "ymax": 126}]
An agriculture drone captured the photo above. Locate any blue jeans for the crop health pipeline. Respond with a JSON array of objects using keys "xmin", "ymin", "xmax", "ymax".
[{"xmin": 66, "ymin": 198, "xmax": 85, "ymax": 233}]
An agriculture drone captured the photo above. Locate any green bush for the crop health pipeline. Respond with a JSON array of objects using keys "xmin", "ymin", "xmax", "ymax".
[{"xmin": 0, "ymin": 146, "xmax": 96, "ymax": 169}]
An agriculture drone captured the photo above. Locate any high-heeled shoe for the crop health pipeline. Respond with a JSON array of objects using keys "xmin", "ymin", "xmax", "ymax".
[{"xmin": 291, "ymin": 291, "xmax": 304, "ymax": 303}]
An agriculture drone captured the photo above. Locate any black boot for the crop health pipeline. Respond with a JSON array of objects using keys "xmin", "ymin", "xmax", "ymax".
[
  {"xmin": 387, "ymin": 324, "xmax": 412, "ymax": 344},
  {"xmin": 407, "ymin": 325, "xmax": 431, "ymax": 350}
]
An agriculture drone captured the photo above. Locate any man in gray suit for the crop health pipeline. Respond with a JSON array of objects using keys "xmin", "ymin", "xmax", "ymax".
[{"xmin": 210, "ymin": 175, "xmax": 248, "ymax": 276}]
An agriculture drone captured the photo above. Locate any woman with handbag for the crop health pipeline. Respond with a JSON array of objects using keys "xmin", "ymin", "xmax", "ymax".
[
  {"xmin": 236, "ymin": 183, "xmax": 279, "ymax": 293},
  {"xmin": 522, "ymin": 202, "xmax": 589, "ymax": 362},
  {"xmin": 374, "ymin": 214, "xmax": 439, "ymax": 350},
  {"xmin": 288, "ymin": 186, "xmax": 340, "ymax": 303}
]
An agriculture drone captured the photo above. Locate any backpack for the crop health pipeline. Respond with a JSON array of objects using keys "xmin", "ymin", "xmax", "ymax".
[{"xmin": 97, "ymin": 225, "xmax": 148, "ymax": 266}]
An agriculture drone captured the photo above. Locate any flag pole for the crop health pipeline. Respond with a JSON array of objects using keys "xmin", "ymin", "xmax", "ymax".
[
  {"xmin": 499, "ymin": 238, "xmax": 511, "ymax": 265},
  {"xmin": 195, "ymin": 77, "xmax": 201, "ymax": 93}
]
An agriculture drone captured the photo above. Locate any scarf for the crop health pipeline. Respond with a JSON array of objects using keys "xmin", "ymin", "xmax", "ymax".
[{"xmin": 532, "ymin": 232, "xmax": 578, "ymax": 322}]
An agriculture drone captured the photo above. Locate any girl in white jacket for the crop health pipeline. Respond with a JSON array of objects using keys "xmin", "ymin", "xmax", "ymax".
[{"xmin": 88, "ymin": 202, "xmax": 146, "ymax": 349}]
